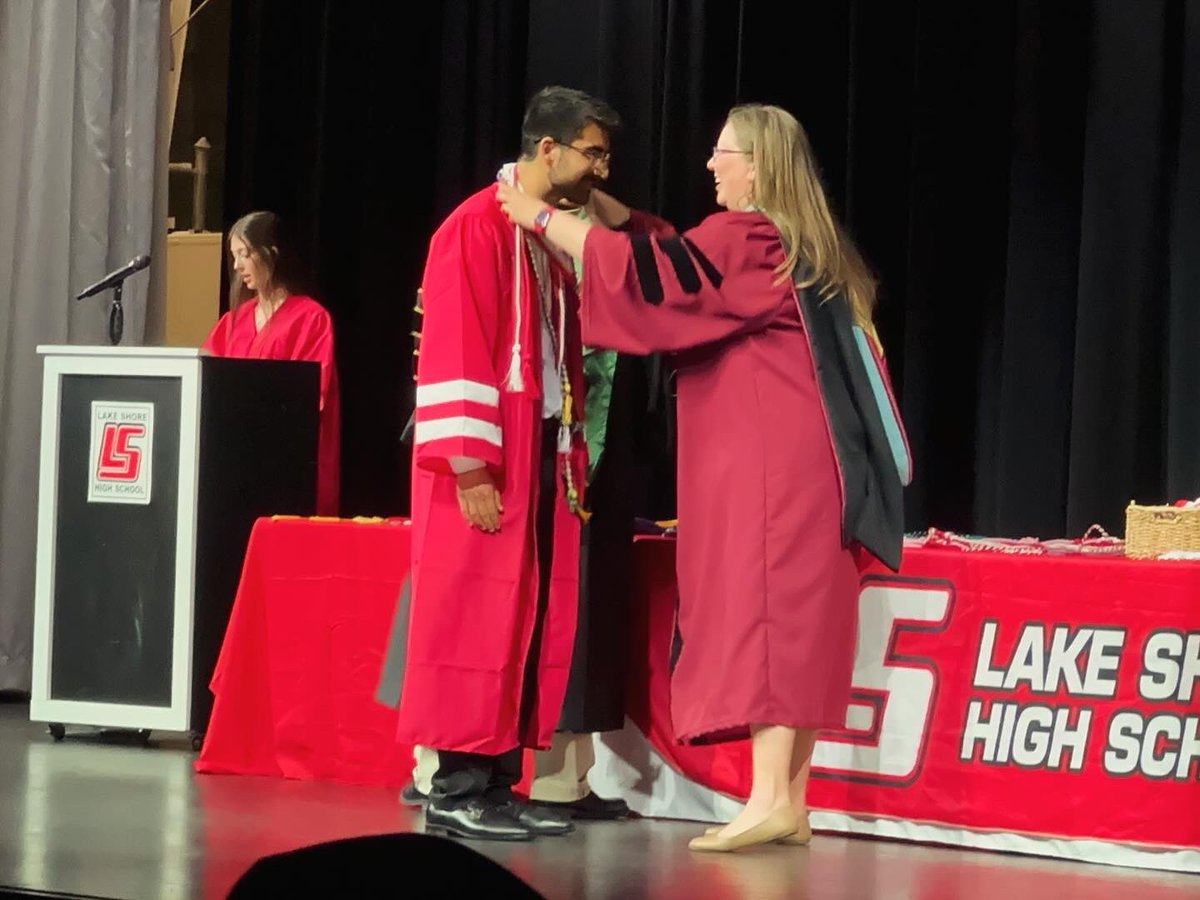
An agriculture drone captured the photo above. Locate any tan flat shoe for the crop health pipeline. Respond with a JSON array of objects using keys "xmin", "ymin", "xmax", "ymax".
[
  {"xmin": 778, "ymin": 822, "xmax": 812, "ymax": 845},
  {"xmin": 688, "ymin": 808, "xmax": 800, "ymax": 853},
  {"xmin": 705, "ymin": 815, "xmax": 812, "ymax": 846}
]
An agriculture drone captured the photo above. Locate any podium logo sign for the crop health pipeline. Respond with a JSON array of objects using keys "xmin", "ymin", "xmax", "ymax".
[{"xmin": 88, "ymin": 402, "xmax": 154, "ymax": 504}]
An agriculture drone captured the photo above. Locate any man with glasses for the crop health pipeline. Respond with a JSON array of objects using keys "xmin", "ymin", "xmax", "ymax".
[{"xmin": 397, "ymin": 86, "xmax": 639, "ymax": 841}]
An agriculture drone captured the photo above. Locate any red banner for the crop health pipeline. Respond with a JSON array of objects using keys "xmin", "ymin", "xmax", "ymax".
[
  {"xmin": 629, "ymin": 537, "xmax": 1200, "ymax": 867},
  {"xmin": 198, "ymin": 519, "xmax": 1200, "ymax": 871}
]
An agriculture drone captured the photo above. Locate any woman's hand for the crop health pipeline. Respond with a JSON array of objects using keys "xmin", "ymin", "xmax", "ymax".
[
  {"xmin": 497, "ymin": 182, "xmax": 592, "ymax": 260},
  {"xmin": 585, "ymin": 188, "xmax": 632, "ymax": 229},
  {"xmin": 496, "ymin": 183, "xmax": 547, "ymax": 231}
]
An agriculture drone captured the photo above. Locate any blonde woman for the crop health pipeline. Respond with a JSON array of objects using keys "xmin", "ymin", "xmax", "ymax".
[{"xmin": 499, "ymin": 104, "xmax": 907, "ymax": 852}]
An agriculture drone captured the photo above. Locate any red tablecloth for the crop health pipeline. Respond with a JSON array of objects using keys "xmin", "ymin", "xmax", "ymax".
[
  {"xmin": 632, "ymin": 540, "xmax": 1200, "ymax": 866},
  {"xmin": 198, "ymin": 517, "xmax": 1200, "ymax": 869},
  {"xmin": 197, "ymin": 517, "xmax": 414, "ymax": 787}
]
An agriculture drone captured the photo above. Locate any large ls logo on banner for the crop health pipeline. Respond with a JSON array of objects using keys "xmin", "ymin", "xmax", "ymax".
[
  {"xmin": 812, "ymin": 576, "xmax": 954, "ymax": 785},
  {"xmin": 88, "ymin": 401, "xmax": 154, "ymax": 505}
]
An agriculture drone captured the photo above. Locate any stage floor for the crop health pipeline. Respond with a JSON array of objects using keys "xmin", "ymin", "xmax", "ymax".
[{"xmin": 0, "ymin": 700, "xmax": 1196, "ymax": 900}]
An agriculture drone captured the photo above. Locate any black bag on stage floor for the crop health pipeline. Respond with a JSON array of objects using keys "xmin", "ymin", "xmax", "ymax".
[{"xmin": 227, "ymin": 833, "xmax": 544, "ymax": 899}]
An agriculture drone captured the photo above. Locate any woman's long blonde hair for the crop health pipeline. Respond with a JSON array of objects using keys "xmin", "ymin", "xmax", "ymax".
[{"xmin": 726, "ymin": 104, "xmax": 877, "ymax": 326}]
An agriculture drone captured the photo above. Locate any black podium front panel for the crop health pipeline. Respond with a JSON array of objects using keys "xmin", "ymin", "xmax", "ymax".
[{"xmin": 51, "ymin": 374, "xmax": 181, "ymax": 706}]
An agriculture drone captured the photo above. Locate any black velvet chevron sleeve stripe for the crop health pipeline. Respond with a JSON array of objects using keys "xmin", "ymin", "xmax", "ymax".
[
  {"xmin": 681, "ymin": 236, "xmax": 723, "ymax": 289},
  {"xmin": 630, "ymin": 235, "xmax": 664, "ymax": 305},
  {"xmin": 657, "ymin": 237, "xmax": 703, "ymax": 294}
]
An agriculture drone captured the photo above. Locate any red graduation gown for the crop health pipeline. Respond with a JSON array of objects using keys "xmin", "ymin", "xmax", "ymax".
[
  {"xmin": 398, "ymin": 184, "xmax": 588, "ymax": 755},
  {"xmin": 582, "ymin": 211, "xmax": 859, "ymax": 743},
  {"xmin": 203, "ymin": 295, "xmax": 341, "ymax": 516}
]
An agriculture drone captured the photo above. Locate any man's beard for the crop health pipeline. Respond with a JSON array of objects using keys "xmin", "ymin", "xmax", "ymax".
[{"xmin": 556, "ymin": 177, "xmax": 596, "ymax": 207}]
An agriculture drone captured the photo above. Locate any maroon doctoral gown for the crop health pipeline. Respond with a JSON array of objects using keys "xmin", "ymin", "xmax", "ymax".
[
  {"xmin": 582, "ymin": 211, "xmax": 860, "ymax": 744},
  {"xmin": 203, "ymin": 295, "xmax": 341, "ymax": 516}
]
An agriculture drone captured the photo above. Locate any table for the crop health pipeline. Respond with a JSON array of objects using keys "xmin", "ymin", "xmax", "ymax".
[
  {"xmin": 197, "ymin": 518, "xmax": 1200, "ymax": 872},
  {"xmin": 196, "ymin": 517, "xmax": 413, "ymax": 787}
]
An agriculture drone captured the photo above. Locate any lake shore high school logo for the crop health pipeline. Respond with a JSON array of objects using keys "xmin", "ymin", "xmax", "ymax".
[
  {"xmin": 88, "ymin": 401, "xmax": 154, "ymax": 504},
  {"xmin": 812, "ymin": 576, "xmax": 955, "ymax": 785}
]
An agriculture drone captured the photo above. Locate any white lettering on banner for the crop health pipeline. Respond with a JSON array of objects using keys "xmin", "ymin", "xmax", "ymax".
[
  {"xmin": 1104, "ymin": 713, "xmax": 1200, "ymax": 781},
  {"xmin": 1138, "ymin": 631, "xmax": 1200, "ymax": 704},
  {"xmin": 1086, "ymin": 630, "xmax": 1126, "ymax": 696},
  {"xmin": 974, "ymin": 621, "xmax": 1005, "ymax": 689},
  {"xmin": 823, "ymin": 590, "xmax": 1195, "ymax": 785},
  {"xmin": 959, "ymin": 625, "xmax": 1200, "ymax": 782},
  {"xmin": 1011, "ymin": 705, "xmax": 1054, "ymax": 767},
  {"xmin": 1005, "ymin": 628, "xmax": 1045, "ymax": 692},
  {"xmin": 1046, "ymin": 627, "xmax": 1090, "ymax": 694},
  {"xmin": 972, "ymin": 623, "xmax": 1125, "ymax": 697},
  {"xmin": 1105, "ymin": 712, "xmax": 1141, "ymax": 774},
  {"xmin": 812, "ymin": 580, "xmax": 953, "ymax": 784},
  {"xmin": 961, "ymin": 701, "xmax": 1091, "ymax": 771}
]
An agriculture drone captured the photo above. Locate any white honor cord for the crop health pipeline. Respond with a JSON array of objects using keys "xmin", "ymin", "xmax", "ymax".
[{"xmin": 507, "ymin": 223, "xmax": 525, "ymax": 391}]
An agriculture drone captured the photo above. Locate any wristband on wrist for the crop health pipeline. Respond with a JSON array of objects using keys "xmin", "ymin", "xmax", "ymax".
[{"xmin": 532, "ymin": 205, "xmax": 554, "ymax": 235}]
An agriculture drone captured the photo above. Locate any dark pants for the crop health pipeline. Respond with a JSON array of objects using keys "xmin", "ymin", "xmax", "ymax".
[
  {"xmin": 429, "ymin": 746, "xmax": 524, "ymax": 802},
  {"xmin": 430, "ymin": 419, "xmax": 558, "ymax": 804}
]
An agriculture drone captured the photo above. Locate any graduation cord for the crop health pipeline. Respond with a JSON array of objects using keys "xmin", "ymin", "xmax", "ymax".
[
  {"xmin": 502, "ymin": 161, "xmax": 530, "ymax": 391},
  {"xmin": 528, "ymin": 238, "xmax": 590, "ymax": 522},
  {"xmin": 555, "ymin": 282, "xmax": 590, "ymax": 522},
  {"xmin": 508, "ymin": 226, "xmax": 526, "ymax": 391},
  {"xmin": 501, "ymin": 164, "xmax": 587, "ymax": 518}
]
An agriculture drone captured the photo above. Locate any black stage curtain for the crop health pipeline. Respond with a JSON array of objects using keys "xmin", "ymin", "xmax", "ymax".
[
  {"xmin": 224, "ymin": 1, "xmax": 530, "ymax": 515},
  {"xmin": 225, "ymin": 0, "xmax": 1200, "ymax": 537}
]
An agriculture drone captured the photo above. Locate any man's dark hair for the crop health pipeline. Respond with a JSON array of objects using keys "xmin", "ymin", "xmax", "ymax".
[{"xmin": 519, "ymin": 86, "xmax": 621, "ymax": 158}]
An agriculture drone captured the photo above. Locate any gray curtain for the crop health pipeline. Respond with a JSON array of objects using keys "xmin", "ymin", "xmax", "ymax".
[{"xmin": 0, "ymin": 0, "xmax": 167, "ymax": 692}]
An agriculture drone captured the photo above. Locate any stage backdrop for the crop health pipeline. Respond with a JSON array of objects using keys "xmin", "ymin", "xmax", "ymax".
[
  {"xmin": 0, "ymin": 0, "xmax": 169, "ymax": 692},
  {"xmin": 222, "ymin": 0, "xmax": 1200, "ymax": 534}
]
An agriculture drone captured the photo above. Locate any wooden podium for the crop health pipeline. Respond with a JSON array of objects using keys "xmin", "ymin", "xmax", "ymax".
[{"xmin": 30, "ymin": 346, "xmax": 319, "ymax": 745}]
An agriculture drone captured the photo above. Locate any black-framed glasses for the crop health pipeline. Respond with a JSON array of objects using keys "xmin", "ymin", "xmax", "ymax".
[
  {"xmin": 711, "ymin": 146, "xmax": 752, "ymax": 158},
  {"xmin": 557, "ymin": 142, "xmax": 612, "ymax": 167}
]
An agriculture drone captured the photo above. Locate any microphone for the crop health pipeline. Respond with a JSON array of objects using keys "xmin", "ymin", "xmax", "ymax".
[{"xmin": 75, "ymin": 255, "xmax": 151, "ymax": 301}]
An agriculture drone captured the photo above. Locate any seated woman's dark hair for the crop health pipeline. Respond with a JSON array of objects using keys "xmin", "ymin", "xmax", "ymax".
[{"xmin": 228, "ymin": 210, "xmax": 312, "ymax": 307}]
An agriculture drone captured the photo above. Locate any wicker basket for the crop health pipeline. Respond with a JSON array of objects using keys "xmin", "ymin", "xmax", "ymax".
[{"xmin": 1125, "ymin": 502, "xmax": 1200, "ymax": 559}]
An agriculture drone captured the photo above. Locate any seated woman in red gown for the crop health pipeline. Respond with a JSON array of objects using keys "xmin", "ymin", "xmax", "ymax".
[
  {"xmin": 203, "ymin": 211, "xmax": 341, "ymax": 516},
  {"xmin": 499, "ymin": 104, "xmax": 906, "ymax": 853}
]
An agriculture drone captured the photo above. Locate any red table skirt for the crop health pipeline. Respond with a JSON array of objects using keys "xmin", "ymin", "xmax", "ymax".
[
  {"xmin": 198, "ymin": 517, "xmax": 1200, "ymax": 869},
  {"xmin": 197, "ymin": 517, "xmax": 415, "ymax": 787}
]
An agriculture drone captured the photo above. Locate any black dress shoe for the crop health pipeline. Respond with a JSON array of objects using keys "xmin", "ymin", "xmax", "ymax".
[
  {"xmin": 540, "ymin": 792, "xmax": 633, "ymax": 820},
  {"xmin": 399, "ymin": 783, "xmax": 428, "ymax": 807},
  {"xmin": 496, "ymin": 799, "xmax": 575, "ymax": 836},
  {"xmin": 424, "ymin": 798, "xmax": 535, "ymax": 842}
]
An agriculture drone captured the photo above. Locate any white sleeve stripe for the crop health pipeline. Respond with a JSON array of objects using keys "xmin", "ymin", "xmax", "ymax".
[
  {"xmin": 416, "ymin": 379, "xmax": 499, "ymax": 408},
  {"xmin": 415, "ymin": 416, "xmax": 502, "ymax": 448}
]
